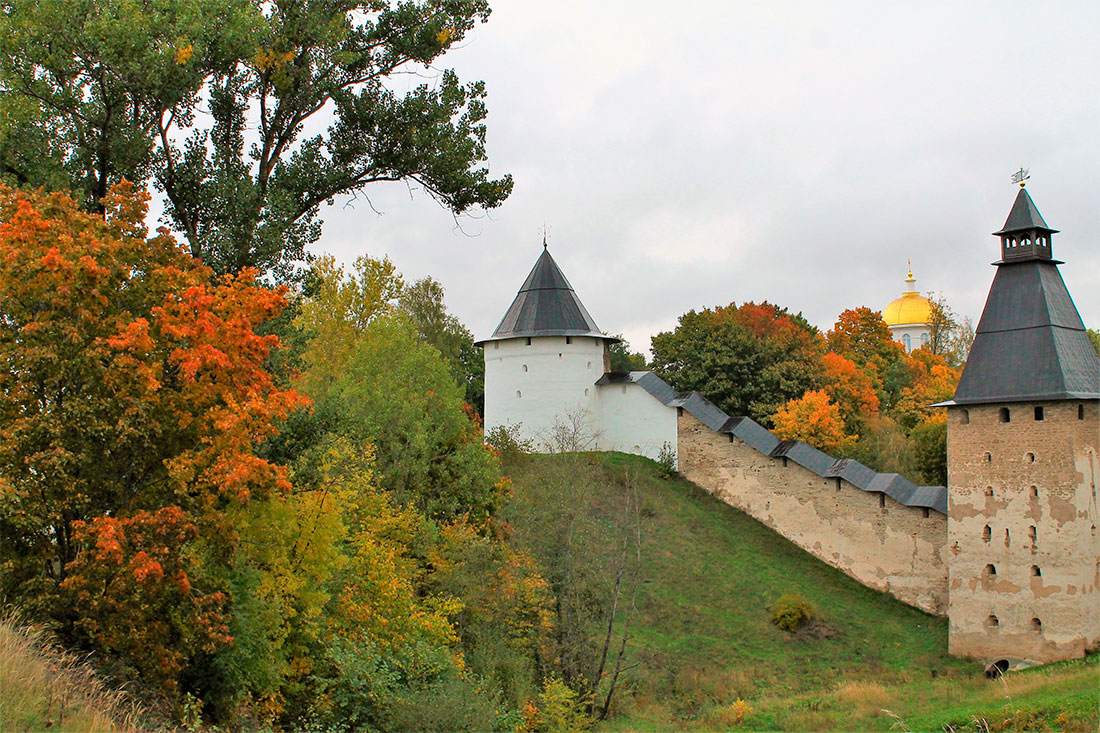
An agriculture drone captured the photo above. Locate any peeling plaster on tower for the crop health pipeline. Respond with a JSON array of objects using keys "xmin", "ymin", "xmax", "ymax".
[{"xmin": 940, "ymin": 186, "xmax": 1100, "ymax": 665}]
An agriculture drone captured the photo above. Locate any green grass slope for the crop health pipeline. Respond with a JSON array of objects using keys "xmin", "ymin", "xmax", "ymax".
[
  {"xmin": 0, "ymin": 614, "xmax": 143, "ymax": 732},
  {"xmin": 503, "ymin": 452, "xmax": 1098, "ymax": 731}
]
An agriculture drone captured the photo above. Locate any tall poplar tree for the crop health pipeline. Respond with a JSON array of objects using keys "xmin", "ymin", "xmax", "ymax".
[{"xmin": 0, "ymin": 0, "xmax": 512, "ymax": 281}]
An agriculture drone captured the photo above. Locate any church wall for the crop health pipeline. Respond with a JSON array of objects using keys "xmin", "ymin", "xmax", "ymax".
[
  {"xmin": 888, "ymin": 323, "xmax": 930, "ymax": 352},
  {"xmin": 484, "ymin": 336, "xmax": 606, "ymax": 449},
  {"xmin": 595, "ymin": 382, "xmax": 678, "ymax": 464},
  {"xmin": 677, "ymin": 412, "xmax": 948, "ymax": 615},
  {"xmin": 946, "ymin": 401, "xmax": 1100, "ymax": 663}
]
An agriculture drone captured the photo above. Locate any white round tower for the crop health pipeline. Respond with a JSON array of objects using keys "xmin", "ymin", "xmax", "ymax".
[{"xmin": 478, "ymin": 245, "xmax": 614, "ymax": 450}]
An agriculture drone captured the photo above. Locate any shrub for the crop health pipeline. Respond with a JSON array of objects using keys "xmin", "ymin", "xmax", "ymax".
[
  {"xmin": 770, "ymin": 593, "xmax": 817, "ymax": 632},
  {"xmin": 486, "ymin": 422, "xmax": 534, "ymax": 460},
  {"xmin": 655, "ymin": 442, "xmax": 677, "ymax": 479}
]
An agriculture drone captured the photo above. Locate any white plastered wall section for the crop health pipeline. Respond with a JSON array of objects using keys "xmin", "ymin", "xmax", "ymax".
[
  {"xmin": 595, "ymin": 381, "xmax": 679, "ymax": 465},
  {"xmin": 483, "ymin": 335, "xmax": 604, "ymax": 449}
]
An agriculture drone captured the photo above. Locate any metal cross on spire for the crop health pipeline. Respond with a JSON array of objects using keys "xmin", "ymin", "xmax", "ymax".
[
  {"xmin": 538, "ymin": 222, "xmax": 551, "ymax": 249},
  {"xmin": 1011, "ymin": 167, "xmax": 1030, "ymax": 188}
]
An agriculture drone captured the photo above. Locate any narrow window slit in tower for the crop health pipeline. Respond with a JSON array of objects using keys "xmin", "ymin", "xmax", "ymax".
[
  {"xmin": 984, "ymin": 564, "xmax": 997, "ymax": 577},
  {"xmin": 525, "ymin": 337, "xmax": 532, "ymax": 346},
  {"xmin": 1079, "ymin": 404, "xmax": 1085, "ymax": 420},
  {"xmin": 986, "ymin": 614, "xmax": 999, "ymax": 629},
  {"xmin": 1030, "ymin": 618, "xmax": 1042, "ymax": 633},
  {"xmin": 1034, "ymin": 406, "xmax": 1044, "ymax": 421},
  {"xmin": 1003, "ymin": 528, "xmax": 1010, "ymax": 547},
  {"xmin": 999, "ymin": 407, "xmax": 1010, "ymax": 423},
  {"xmin": 982, "ymin": 525, "xmax": 991, "ymax": 542},
  {"xmin": 922, "ymin": 507, "xmax": 930, "ymax": 518},
  {"xmin": 879, "ymin": 493, "xmax": 886, "ymax": 509},
  {"xmin": 960, "ymin": 409, "xmax": 970, "ymax": 424},
  {"xmin": 1030, "ymin": 565, "xmax": 1041, "ymax": 577}
]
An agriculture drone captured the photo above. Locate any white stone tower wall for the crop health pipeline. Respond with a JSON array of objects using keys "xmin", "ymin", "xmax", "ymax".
[{"xmin": 483, "ymin": 335, "xmax": 605, "ymax": 449}]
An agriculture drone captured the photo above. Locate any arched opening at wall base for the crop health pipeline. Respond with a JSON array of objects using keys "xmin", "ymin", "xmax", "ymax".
[{"xmin": 984, "ymin": 659, "xmax": 1010, "ymax": 679}]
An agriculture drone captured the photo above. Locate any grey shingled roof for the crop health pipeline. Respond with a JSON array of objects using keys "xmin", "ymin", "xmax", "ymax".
[
  {"xmin": 993, "ymin": 188, "xmax": 1057, "ymax": 235},
  {"xmin": 478, "ymin": 248, "xmax": 608, "ymax": 344},
  {"xmin": 597, "ymin": 371, "xmax": 948, "ymax": 514},
  {"xmin": 949, "ymin": 203, "xmax": 1099, "ymax": 405}
]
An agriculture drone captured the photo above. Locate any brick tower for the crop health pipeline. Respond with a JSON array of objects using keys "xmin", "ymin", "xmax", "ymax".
[{"xmin": 942, "ymin": 185, "xmax": 1100, "ymax": 664}]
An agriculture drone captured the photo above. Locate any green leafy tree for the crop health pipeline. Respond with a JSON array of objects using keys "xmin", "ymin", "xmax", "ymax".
[
  {"xmin": 650, "ymin": 302, "xmax": 825, "ymax": 426},
  {"xmin": 0, "ymin": 0, "xmax": 250, "ymax": 208},
  {"xmin": 926, "ymin": 294, "xmax": 959, "ymax": 358},
  {"xmin": 607, "ymin": 334, "xmax": 647, "ymax": 372},
  {"xmin": 328, "ymin": 314, "xmax": 506, "ymax": 522},
  {"xmin": 294, "ymin": 253, "xmax": 404, "ymax": 396},
  {"xmin": 911, "ymin": 413, "xmax": 948, "ymax": 485},
  {"xmin": 400, "ymin": 276, "xmax": 484, "ymax": 415},
  {"xmin": 1, "ymin": 0, "xmax": 512, "ymax": 280},
  {"xmin": 948, "ymin": 316, "xmax": 976, "ymax": 367},
  {"xmin": 1088, "ymin": 328, "xmax": 1100, "ymax": 357}
]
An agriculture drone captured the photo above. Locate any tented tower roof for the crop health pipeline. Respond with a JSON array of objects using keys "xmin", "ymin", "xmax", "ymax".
[{"xmin": 478, "ymin": 247, "xmax": 612, "ymax": 344}]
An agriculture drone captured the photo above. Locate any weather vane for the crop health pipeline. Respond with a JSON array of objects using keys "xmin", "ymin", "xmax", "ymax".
[
  {"xmin": 539, "ymin": 222, "xmax": 551, "ymax": 249},
  {"xmin": 1011, "ymin": 167, "xmax": 1030, "ymax": 188}
]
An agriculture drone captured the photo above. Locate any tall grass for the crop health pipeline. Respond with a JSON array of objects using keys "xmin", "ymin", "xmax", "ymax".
[{"xmin": 0, "ymin": 612, "xmax": 143, "ymax": 732}]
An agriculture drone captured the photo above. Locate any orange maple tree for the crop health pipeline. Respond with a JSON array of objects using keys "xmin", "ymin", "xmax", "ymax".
[
  {"xmin": 820, "ymin": 351, "xmax": 880, "ymax": 432},
  {"xmin": 771, "ymin": 389, "xmax": 855, "ymax": 454},
  {"xmin": 0, "ymin": 184, "xmax": 306, "ymax": 689}
]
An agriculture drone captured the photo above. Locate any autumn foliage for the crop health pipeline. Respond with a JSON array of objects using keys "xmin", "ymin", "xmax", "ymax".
[
  {"xmin": 61, "ymin": 508, "xmax": 231, "ymax": 693},
  {"xmin": 651, "ymin": 301, "xmax": 825, "ymax": 425},
  {"xmin": 772, "ymin": 390, "xmax": 854, "ymax": 454},
  {"xmin": 0, "ymin": 184, "xmax": 306, "ymax": 694}
]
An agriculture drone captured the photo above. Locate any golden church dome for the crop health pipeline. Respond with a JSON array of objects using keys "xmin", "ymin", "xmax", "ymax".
[{"xmin": 883, "ymin": 267, "xmax": 932, "ymax": 326}]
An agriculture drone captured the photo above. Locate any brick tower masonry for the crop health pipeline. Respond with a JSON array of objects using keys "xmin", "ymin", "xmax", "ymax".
[{"xmin": 941, "ymin": 187, "xmax": 1100, "ymax": 664}]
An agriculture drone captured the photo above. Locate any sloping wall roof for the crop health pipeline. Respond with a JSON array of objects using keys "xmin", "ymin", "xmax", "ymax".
[{"xmin": 598, "ymin": 370, "xmax": 948, "ymax": 514}]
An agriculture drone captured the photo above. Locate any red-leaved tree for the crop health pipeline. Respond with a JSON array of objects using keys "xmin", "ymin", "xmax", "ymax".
[{"xmin": 0, "ymin": 184, "xmax": 306, "ymax": 689}]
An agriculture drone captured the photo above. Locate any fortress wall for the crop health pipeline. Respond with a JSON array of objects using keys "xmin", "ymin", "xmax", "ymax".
[
  {"xmin": 677, "ymin": 412, "xmax": 948, "ymax": 615},
  {"xmin": 595, "ymin": 382, "xmax": 679, "ymax": 464},
  {"xmin": 946, "ymin": 401, "xmax": 1100, "ymax": 663}
]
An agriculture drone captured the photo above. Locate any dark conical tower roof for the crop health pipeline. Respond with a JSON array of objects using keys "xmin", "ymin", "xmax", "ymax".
[
  {"xmin": 948, "ymin": 189, "xmax": 1099, "ymax": 405},
  {"xmin": 477, "ymin": 247, "xmax": 610, "ymax": 344},
  {"xmin": 993, "ymin": 187, "xmax": 1057, "ymax": 236}
]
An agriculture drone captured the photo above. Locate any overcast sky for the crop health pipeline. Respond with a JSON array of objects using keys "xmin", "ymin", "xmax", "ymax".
[{"xmin": 313, "ymin": 1, "xmax": 1099, "ymax": 355}]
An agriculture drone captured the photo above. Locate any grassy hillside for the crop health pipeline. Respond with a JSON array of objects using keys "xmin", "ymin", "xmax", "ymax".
[
  {"xmin": 502, "ymin": 451, "xmax": 1098, "ymax": 731},
  {"xmin": 0, "ymin": 614, "xmax": 144, "ymax": 732}
]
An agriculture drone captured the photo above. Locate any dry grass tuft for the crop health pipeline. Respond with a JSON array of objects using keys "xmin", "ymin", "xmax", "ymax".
[
  {"xmin": 833, "ymin": 679, "xmax": 892, "ymax": 716},
  {"xmin": 0, "ymin": 612, "xmax": 144, "ymax": 732}
]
